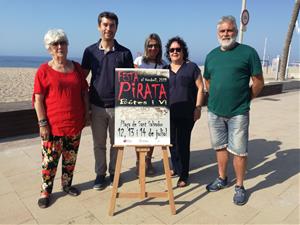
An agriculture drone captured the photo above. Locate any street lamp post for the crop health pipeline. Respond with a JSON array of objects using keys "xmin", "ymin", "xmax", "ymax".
[
  {"xmin": 262, "ymin": 37, "xmax": 268, "ymax": 67},
  {"xmin": 238, "ymin": 0, "xmax": 247, "ymax": 43}
]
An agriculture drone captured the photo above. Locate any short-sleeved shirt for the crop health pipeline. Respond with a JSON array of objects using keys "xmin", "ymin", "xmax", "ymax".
[
  {"xmin": 203, "ymin": 43, "xmax": 262, "ymax": 117},
  {"xmin": 167, "ymin": 61, "xmax": 201, "ymax": 119},
  {"xmin": 134, "ymin": 56, "xmax": 167, "ymax": 69},
  {"xmin": 81, "ymin": 39, "xmax": 134, "ymax": 107},
  {"xmin": 33, "ymin": 62, "xmax": 88, "ymax": 136}
]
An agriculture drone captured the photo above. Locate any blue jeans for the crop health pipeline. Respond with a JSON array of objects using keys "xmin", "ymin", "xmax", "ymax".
[{"xmin": 207, "ymin": 111, "xmax": 249, "ymax": 156}]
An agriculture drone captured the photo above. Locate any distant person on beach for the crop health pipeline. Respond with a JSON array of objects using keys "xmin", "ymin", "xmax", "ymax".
[
  {"xmin": 81, "ymin": 11, "xmax": 133, "ymax": 190},
  {"xmin": 165, "ymin": 36, "xmax": 204, "ymax": 187},
  {"xmin": 204, "ymin": 15, "xmax": 264, "ymax": 205},
  {"xmin": 133, "ymin": 33, "xmax": 167, "ymax": 176},
  {"xmin": 33, "ymin": 29, "xmax": 89, "ymax": 208}
]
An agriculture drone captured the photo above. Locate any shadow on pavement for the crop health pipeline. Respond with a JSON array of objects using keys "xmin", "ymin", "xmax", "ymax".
[{"xmin": 72, "ymin": 138, "xmax": 299, "ymax": 214}]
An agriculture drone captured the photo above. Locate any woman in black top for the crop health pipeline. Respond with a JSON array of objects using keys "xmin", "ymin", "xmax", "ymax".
[{"xmin": 165, "ymin": 36, "xmax": 204, "ymax": 187}]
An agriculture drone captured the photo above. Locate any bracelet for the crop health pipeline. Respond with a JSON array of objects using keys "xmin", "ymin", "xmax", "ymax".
[
  {"xmin": 195, "ymin": 106, "xmax": 202, "ymax": 111},
  {"xmin": 38, "ymin": 119, "xmax": 48, "ymax": 127}
]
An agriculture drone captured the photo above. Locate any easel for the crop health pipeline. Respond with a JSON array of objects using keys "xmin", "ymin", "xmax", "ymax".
[{"xmin": 108, "ymin": 145, "xmax": 176, "ymax": 216}]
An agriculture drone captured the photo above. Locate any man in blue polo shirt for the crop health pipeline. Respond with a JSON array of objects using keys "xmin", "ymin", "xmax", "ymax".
[
  {"xmin": 81, "ymin": 11, "xmax": 133, "ymax": 190},
  {"xmin": 204, "ymin": 15, "xmax": 264, "ymax": 205}
]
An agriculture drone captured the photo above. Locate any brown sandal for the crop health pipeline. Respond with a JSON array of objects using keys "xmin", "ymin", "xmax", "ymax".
[{"xmin": 177, "ymin": 180, "xmax": 188, "ymax": 188}]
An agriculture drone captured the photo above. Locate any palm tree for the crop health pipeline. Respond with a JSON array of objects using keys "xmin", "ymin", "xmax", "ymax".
[{"xmin": 279, "ymin": 0, "xmax": 300, "ymax": 80}]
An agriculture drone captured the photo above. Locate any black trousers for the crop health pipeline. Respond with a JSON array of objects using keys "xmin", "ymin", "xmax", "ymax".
[{"xmin": 170, "ymin": 117, "xmax": 195, "ymax": 181}]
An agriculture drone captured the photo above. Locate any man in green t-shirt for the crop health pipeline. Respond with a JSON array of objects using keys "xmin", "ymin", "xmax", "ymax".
[{"xmin": 203, "ymin": 15, "xmax": 264, "ymax": 205}]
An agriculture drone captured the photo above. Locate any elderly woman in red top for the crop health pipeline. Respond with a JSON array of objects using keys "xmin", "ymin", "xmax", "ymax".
[{"xmin": 33, "ymin": 29, "xmax": 89, "ymax": 208}]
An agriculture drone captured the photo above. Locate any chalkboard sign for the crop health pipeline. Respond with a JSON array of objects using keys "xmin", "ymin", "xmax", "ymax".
[{"xmin": 115, "ymin": 68, "xmax": 170, "ymax": 145}]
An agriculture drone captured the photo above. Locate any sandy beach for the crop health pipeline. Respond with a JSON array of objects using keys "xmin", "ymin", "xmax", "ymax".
[
  {"xmin": 0, "ymin": 67, "xmax": 90, "ymax": 104},
  {"xmin": 0, "ymin": 67, "xmax": 37, "ymax": 103},
  {"xmin": 0, "ymin": 66, "xmax": 299, "ymax": 104}
]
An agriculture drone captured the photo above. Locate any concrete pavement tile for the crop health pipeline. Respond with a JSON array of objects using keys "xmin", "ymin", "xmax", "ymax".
[
  {"xmin": 279, "ymin": 182, "xmax": 300, "ymax": 205},
  {"xmin": 139, "ymin": 184, "xmax": 208, "ymax": 224},
  {"xmin": 246, "ymin": 195, "xmax": 298, "ymax": 224},
  {"xmin": 75, "ymin": 153, "xmax": 95, "ymax": 173},
  {"xmin": 175, "ymin": 206, "xmax": 221, "ymax": 224},
  {"xmin": 0, "ymin": 192, "xmax": 33, "ymax": 224},
  {"xmin": 7, "ymin": 170, "xmax": 40, "ymax": 199},
  {"xmin": 0, "ymin": 173, "xmax": 14, "ymax": 195},
  {"xmin": 0, "ymin": 135, "xmax": 39, "ymax": 151},
  {"xmin": 71, "ymin": 171, "xmax": 106, "ymax": 201},
  {"xmin": 102, "ymin": 173, "xmax": 171, "ymax": 196},
  {"xmin": 140, "ymin": 198, "xmax": 189, "ymax": 225},
  {"xmin": 282, "ymin": 205, "xmax": 300, "ymax": 224},
  {"xmin": 195, "ymin": 188, "xmax": 259, "ymax": 224},
  {"xmin": 19, "ymin": 144, "xmax": 43, "ymax": 164},
  {"xmin": 22, "ymin": 193, "xmax": 89, "ymax": 224},
  {"xmin": 188, "ymin": 163, "xmax": 219, "ymax": 187},
  {"xmin": 245, "ymin": 182, "xmax": 281, "ymax": 209},
  {"xmin": 144, "ymin": 176, "xmax": 175, "ymax": 193},
  {"xmin": 0, "ymin": 149, "xmax": 40, "ymax": 177},
  {"xmin": 47, "ymin": 172, "xmax": 109, "ymax": 201},
  {"xmin": 246, "ymin": 166, "xmax": 299, "ymax": 200},
  {"xmin": 59, "ymin": 212, "xmax": 102, "ymax": 224},
  {"xmin": 81, "ymin": 194, "xmax": 163, "ymax": 224},
  {"xmin": 76, "ymin": 139, "xmax": 93, "ymax": 156},
  {"xmin": 20, "ymin": 219, "xmax": 38, "ymax": 224},
  {"xmin": 246, "ymin": 176, "xmax": 295, "ymax": 197}
]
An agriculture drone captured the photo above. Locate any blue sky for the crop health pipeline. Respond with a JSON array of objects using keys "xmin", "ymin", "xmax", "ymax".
[{"xmin": 0, "ymin": 0, "xmax": 299, "ymax": 64}]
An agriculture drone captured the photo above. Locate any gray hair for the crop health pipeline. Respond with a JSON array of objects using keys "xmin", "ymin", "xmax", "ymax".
[
  {"xmin": 44, "ymin": 29, "xmax": 69, "ymax": 50},
  {"xmin": 217, "ymin": 15, "xmax": 238, "ymax": 32}
]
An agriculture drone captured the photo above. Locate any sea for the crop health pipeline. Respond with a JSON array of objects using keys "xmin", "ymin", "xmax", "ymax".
[{"xmin": 0, "ymin": 55, "xmax": 82, "ymax": 68}]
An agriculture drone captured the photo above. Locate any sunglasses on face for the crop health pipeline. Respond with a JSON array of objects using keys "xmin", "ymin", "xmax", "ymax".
[
  {"xmin": 169, "ymin": 48, "xmax": 181, "ymax": 53},
  {"xmin": 51, "ymin": 41, "xmax": 67, "ymax": 47},
  {"xmin": 147, "ymin": 44, "xmax": 159, "ymax": 49}
]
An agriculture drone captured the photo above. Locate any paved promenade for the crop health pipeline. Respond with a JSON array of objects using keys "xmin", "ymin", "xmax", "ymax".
[{"xmin": 0, "ymin": 90, "xmax": 299, "ymax": 224}]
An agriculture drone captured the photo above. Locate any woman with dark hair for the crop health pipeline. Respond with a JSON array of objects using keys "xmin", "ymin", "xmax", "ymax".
[
  {"xmin": 165, "ymin": 36, "xmax": 204, "ymax": 187},
  {"xmin": 134, "ymin": 33, "xmax": 167, "ymax": 176}
]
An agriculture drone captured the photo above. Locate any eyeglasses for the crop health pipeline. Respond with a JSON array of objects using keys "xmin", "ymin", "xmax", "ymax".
[
  {"xmin": 51, "ymin": 41, "xmax": 67, "ymax": 47},
  {"xmin": 169, "ymin": 48, "xmax": 181, "ymax": 53},
  {"xmin": 147, "ymin": 44, "xmax": 159, "ymax": 49}
]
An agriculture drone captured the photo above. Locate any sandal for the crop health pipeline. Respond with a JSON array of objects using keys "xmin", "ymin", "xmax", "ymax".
[
  {"xmin": 177, "ymin": 179, "xmax": 188, "ymax": 188},
  {"xmin": 170, "ymin": 170, "xmax": 178, "ymax": 177}
]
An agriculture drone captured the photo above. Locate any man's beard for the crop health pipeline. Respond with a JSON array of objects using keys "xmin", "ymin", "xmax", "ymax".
[{"xmin": 218, "ymin": 36, "xmax": 237, "ymax": 50}]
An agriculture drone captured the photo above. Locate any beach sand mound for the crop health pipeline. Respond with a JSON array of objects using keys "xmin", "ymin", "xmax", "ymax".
[{"xmin": 0, "ymin": 67, "xmax": 37, "ymax": 103}]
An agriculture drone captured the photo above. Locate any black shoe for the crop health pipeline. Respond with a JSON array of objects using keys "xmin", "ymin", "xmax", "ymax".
[
  {"xmin": 38, "ymin": 197, "xmax": 50, "ymax": 208},
  {"xmin": 93, "ymin": 175, "xmax": 106, "ymax": 190},
  {"xmin": 62, "ymin": 186, "xmax": 80, "ymax": 196}
]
